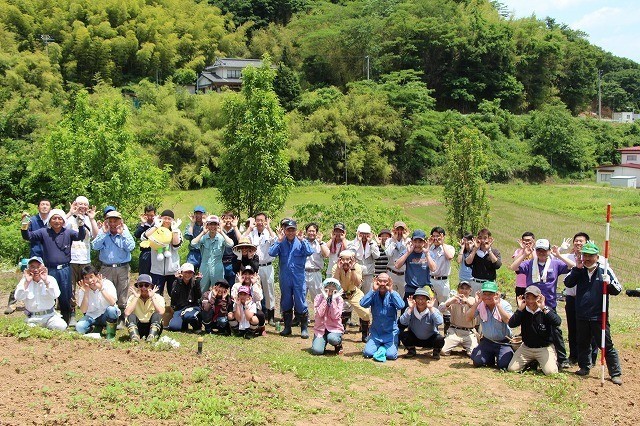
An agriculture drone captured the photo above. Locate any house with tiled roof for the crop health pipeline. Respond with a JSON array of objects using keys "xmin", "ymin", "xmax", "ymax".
[
  {"xmin": 193, "ymin": 58, "xmax": 264, "ymax": 93},
  {"xmin": 596, "ymin": 146, "xmax": 640, "ymax": 188}
]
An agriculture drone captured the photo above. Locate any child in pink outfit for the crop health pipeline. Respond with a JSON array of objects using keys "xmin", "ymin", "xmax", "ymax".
[{"xmin": 311, "ymin": 278, "xmax": 344, "ymax": 355}]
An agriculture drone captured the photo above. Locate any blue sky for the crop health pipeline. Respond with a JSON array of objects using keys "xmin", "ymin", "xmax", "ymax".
[{"xmin": 500, "ymin": 0, "xmax": 640, "ymax": 63}]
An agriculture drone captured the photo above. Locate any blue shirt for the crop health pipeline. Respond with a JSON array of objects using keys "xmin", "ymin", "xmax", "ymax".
[
  {"xmin": 459, "ymin": 251, "xmax": 473, "ymax": 281},
  {"xmin": 404, "ymin": 251, "xmax": 431, "ymax": 290},
  {"xmin": 91, "ymin": 230, "xmax": 136, "ymax": 264},
  {"xmin": 22, "ymin": 226, "xmax": 86, "ymax": 267},
  {"xmin": 399, "ymin": 307, "xmax": 443, "ymax": 340},
  {"xmin": 184, "ymin": 222, "xmax": 204, "ymax": 267},
  {"xmin": 269, "ymin": 238, "xmax": 314, "ymax": 287},
  {"xmin": 22, "ymin": 214, "xmax": 47, "ymax": 257},
  {"xmin": 360, "ymin": 290, "xmax": 405, "ymax": 344},
  {"xmin": 475, "ymin": 300, "xmax": 513, "ymax": 341}
]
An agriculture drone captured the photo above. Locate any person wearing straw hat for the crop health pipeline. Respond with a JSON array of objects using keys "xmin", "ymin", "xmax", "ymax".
[
  {"xmin": 233, "ymin": 237, "xmax": 260, "ymax": 281},
  {"xmin": 311, "ymin": 278, "xmax": 345, "ymax": 355},
  {"xmin": 510, "ymin": 238, "xmax": 575, "ymax": 369},
  {"xmin": 167, "ymin": 263, "xmax": 202, "ymax": 332},
  {"xmin": 348, "ymin": 223, "xmax": 380, "ymax": 294},
  {"xmin": 13, "ymin": 256, "xmax": 67, "ymax": 331},
  {"xmin": 507, "ymin": 285, "xmax": 561, "ymax": 375},
  {"xmin": 564, "ymin": 242, "xmax": 623, "ymax": 385},
  {"xmin": 440, "ymin": 281, "xmax": 478, "ymax": 357},
  {"xmin": 399, "ymin": 286, "xmax": 444, "ymax": 359},
  {"xmin": 191, "ymin": 215, "xmax": 235, "ymax": 294},
  {"xmin": 466, "ymin": 281, "xmax": 514, "ymax": 369},
  {"xmin": 21, "ymin": 208, "xmax": 87, "ymax": 326}
]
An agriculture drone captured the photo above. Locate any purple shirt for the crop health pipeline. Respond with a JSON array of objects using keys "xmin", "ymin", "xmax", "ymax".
[{"xmin": 517, "ymin": 258, "xmax": 570, "ymax": 309}]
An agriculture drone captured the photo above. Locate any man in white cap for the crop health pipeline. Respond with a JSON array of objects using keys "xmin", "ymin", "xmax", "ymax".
[
  {"xmin": 348, "ymin": 223, "xmax": 380, "ymax": 294},
  {"xmin": 92, "ymin": 210, "xmax": 136, "ymax": 329},
  {"xmin": 65, "ymin": 196, "xmax": 99, "ymax": 327},
  {"xmin": 14, "ymin": 256, "xmax": 67, "ymax": 331},
  {"xmin": 384, "ymin": 221, "xmax": 410, "ymax": 296},
  {"xmin": 21, "ymin": 208, "xmax": 86, "ymax": 326}
]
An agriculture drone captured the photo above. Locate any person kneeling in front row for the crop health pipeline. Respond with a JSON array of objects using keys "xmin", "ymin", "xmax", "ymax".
[
  {"xmin": 124, "ymin": 274, "xmax": 165, "ymax": 342},
  {"xmin": 75, "ymin": 265, "xmax": 120, "ymax": 339},
  {"xmin": 507, "ymin": 286, "xmax": 560, "ymax": 375},
  {"xmin": 399, "ymin": 287, "xmax": 444, "ymax": 359},
  {"xmin": 311, "ymin": 278, "xmax": 345, "ymax": 355}
]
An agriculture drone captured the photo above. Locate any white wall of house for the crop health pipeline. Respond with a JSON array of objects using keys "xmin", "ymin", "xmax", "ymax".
[{"xmin": 597, "ymin": 167, "xmax": 640, "ymax": 187}]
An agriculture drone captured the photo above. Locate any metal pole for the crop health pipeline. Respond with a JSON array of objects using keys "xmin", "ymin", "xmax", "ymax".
[
  {"xmin": 600, "ymin": 203, "xmax": 611, "ymax": 387},
  {"xmin": 366, "ymin": 55, "xmax": 370, "ymax": 80}
]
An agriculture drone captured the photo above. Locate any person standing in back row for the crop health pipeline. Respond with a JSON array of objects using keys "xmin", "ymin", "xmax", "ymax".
[{"xmin": 465, "ymin": 228, "xmax": 502, "ymax": 294}]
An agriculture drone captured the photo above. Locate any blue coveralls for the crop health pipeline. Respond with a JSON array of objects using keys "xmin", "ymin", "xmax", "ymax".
[
  {"xmin": 268, "ymin": 237, "xmax": 314, "ymax": 314},
  {"xmin": 360, "ymin": 289, "xmax": 405, "ymax": 360},
  {"xmin": 192, "ymin": 233, "xmax": 230, "ymax": 293}
]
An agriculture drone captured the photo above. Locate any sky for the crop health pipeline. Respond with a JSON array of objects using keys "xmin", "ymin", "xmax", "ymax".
[{"xmin": 499, "ymin": 0, "xmax": 640, "ymax": 63}]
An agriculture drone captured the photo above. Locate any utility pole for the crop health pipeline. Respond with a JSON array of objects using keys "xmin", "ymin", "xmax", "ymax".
[
  {"xmin": 344, "ymin": 141, "xmax": 348, "ymax": 185},
  {"xmin": 598, "ymin": 69, "xmax": 602, "ymax": 119},
  {"xmin": 365, "ymin": 55, "xmax": 370, "ymax": 80}
]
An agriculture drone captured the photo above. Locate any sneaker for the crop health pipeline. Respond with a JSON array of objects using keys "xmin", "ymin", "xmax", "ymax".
[
  {"xmin": 575, "ymin": 368, "xmax": 590, "ymax": 376},
  {"xmin": 611, "ymin": 376, "xmax": 623, "ymax": 386},
  {"xmin": 335, "ymin": 344, "xmax": 344, "ymax": 355},
  {"xmin": 559, "ymin": 360, "xmax": 572, "ymax": 369},
  {"xmin": 68, "ymin": 316, "xmax": 77, "ymax": 328},
  {"xmin": 405, "ymin": 348, "xmax": 417, "ymax": 358}
]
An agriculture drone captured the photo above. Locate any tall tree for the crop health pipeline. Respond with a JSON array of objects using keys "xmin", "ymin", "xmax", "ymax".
[
  {"xmin": 442, "ymin": 126, "xmax": 489, "ymax": 239},
  {"xmin": 217, "ymin": 57, "xmax": 292, "ymax": 217}
]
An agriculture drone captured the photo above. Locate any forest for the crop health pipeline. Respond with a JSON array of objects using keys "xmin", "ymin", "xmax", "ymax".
[{"xmin": 1, "ymin": 0, "xmax": 640, "ymax": 214}]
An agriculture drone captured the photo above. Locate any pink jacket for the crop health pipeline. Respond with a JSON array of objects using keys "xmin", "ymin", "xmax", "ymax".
[{"xmin": 313, "ymin": 292, "xmax": 344, "ymax": 337}]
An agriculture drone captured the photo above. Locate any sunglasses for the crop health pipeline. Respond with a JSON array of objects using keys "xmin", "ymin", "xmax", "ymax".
[{"xmin": 135, "ymin": 282, "xmax": 151, "ymax": 288}]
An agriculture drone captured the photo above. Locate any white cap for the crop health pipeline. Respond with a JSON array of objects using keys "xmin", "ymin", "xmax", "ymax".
[
  {"xmin": 75, "ymin": 196, "xmax": 89, "ymax": 204},
  {"xmin": 45, "ymin": 209, "xmax": 67, "ymax": 227},
  {"xmin": 535, "ymin": 239, "xmax": 550, "ymax": 250},
  {"xmin": 180, "ymin": 263, "xmax": 195, "ymax": 273},
  {"xmin": 357, "ymin": 223, "xmax": 371, "ymax": 234}
]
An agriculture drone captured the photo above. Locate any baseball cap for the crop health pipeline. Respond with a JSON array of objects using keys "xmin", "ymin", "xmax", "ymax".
[
  {"xmin": 214, "ymin": 279, "xmax": 230, "ymax": 289},
  {"xmin": 193, "ymin": 205, "xmax": 206, "ymax": 213},
  {"xmin": 458, "ymin": 280, "xmax": 471, "ymax": 288},
  {"xmin": 205, "ymin": 215, "xmax": 220, "ymax": 224},
  {"xmin": 357, "ymin": 223, "xmax": 372, "ymax": 234},
  {"xmin": 180, "ymin": 263, "xmax": 195, "ymax": 273},
  {"xmin": 581, "ymin": 242, "xmax": 600, "ymax": 255},
  {"xmin": 333, "ymin": 222, "xmax": 346, "ymax": 232},
  {"xmin": 411, "ymin": 229, "xmax": 426, "ymax": 240},
  {"xmin": 283, "ymin": 219, "xmax": 297, "ymax": 229},
  {"xmin": 378, "ymin": 228, "xmax": 392, "ymax": 237},
  {"xmin": 27, "ymin": 256, "xmax": 44, "ymax": 265},
  {"xmin": 524, "ymin": 285, "xmax": 541, "ymax": 297},
  {"xmin": 534, "ymin": 239, "xmax": 550, "ymax": 250},
  {"xmin": 160, "ymin": 209, "xmax": 174, "ymax": 219},
  {"xmin": 413, "ymin": 287, "xmax": 433, "ymax": 299},
  {"xmin": 241, "ymin": 265, "xmax": 256, "ymax": 274},
  {"xmin": 481, "ymin": 281, "xmax": 499, "ymax": 293},
  {"xmin": 393, "ymin": 221, "xmax": 407, "ymax": 230},
  {"xmin": 137, "ymin": 274, "xmax": 153, "ymax": 284},
  {"xmin": 237, "ymin": 286, "xmax": 251, "ymax": 295},
  {"xmin": 105, "ymin": 211, "xmax": 122, "ymax": 219},
  {"xmin": 103, "ymin": 205, "xmax": 116, "ymax": 215}
]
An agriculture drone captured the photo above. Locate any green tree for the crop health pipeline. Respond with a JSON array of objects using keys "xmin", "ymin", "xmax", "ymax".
[
  {"xmin": 27, "ymin": 88, "xmax": 169, "ymax": 217},
  {"xmin": 442, "ymin": 127, "xmax": 489, "ymax": 239},
  {"xmin": 217, "ymin": 57, "xmax": 292, "ymax": 217}
]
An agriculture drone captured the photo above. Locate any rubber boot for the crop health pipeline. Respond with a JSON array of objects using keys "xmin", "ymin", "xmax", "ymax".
[
  {"xmin": 105, "ymin": 321, "xmax": 117, "ymax": 340},
  {"xmin": 360, "ymin": 319, "xmax": 370, "ymax": 343},
  {"xmin": 291, "ymin": 312, "xmax": 300, "ymax": 327},
  {"xmin": 341, "ymin": 311, "xmax": 351, "ymax": 330},
  {"xmin": 443, "ymin": 314, "xmax": 451, "ymax": 335},
  {"xmin": 432, "ymin": 348, "xmax": 441, "ymax": 360},
  {"xmin": 128, "ymin": 323, "xmax": 141, "ymax": 343},
  {"xmin": 280, "ymin": 310, "xmax": 293, "ymax": 336},
  {"xmin": 268, "ymin": 309, "xmax": 276, "ymax": 327},
  {"xmin": 68, "ymin": 307, "xmax": 77, "ymax": 328},
  {"xmin": 147, "ymin": 322, "xmax": 161, "ymax": 341},
  {"xmin": 61, "ymin": 310, "xmax": 71, "ymax": 328},
  {"xmin": 4, "ymin": 292, "xmax": 16, "ymax": 315},
  {"xmin": 300, "ymin": 312, "xmax": 309, "ymax": 339}
]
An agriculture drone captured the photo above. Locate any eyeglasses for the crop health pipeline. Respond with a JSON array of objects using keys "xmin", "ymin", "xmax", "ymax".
[{"xmin": 135, "ymin": 282, "xmax": 151, "ymax": 288}]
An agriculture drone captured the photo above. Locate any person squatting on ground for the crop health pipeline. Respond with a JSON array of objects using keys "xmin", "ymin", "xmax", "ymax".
[
  {"xmin": 75, "ymin": 265, "xmax": 120, "ymax": 339},
  {"xmin": 21, "ymin": 208, "xmax": 86, "ymax": 326},
  {"xmin": 228, "ymin": 285, "xmax": 260, "ymax": 339},
  {"xmin": 311, "ymin": 278, "xmax": 345, "ymax": 355},
  {"xmin": 331, "ymin": 250, "xmax": 371, "ymax": 342},
  {"xmin": 564, "ymin": 242, "xmax": 623, "ymax": 385},
  {"xmin": 360, "ymin": 273, "xmax": 405, "ymax": 362},
  {"xmin": 467, "ymin": 281, "xmax": 514, "ymax": 369},
  {"xmin": 507, "ymin": 286, "xmax": 560, "ymax": 375},
  {"xmin": 91, "ymin": 210, "xmax": 135, "ymax": 329},
  {"xmin": 269, "ymin": 219, "xmax": 315, "ymax": 339},
  {"xmin": 440, "ymin": 281, "xmax": 478, "ymax": 357},
  {"xmin": 399, "ymin": 287, "xmax": 445, "ymax": 359},
  {"xmin": 191, "ymin": 215, "xmax": 234, "ymax": 293},
  {"xmin": 348, "ymin": 223, "xmax": 380, "ymax": 294},
  {"xmin": 201, "ymin": 280, "xmax": 232, "ymax": 334},
  {"xmin": 124, "ymin": 274, "xmax": 165, "ymax": 342},
  {"xmin": 167, "ymin": 263, "xmax": 202, "ymax": 332},
  {"xmin": 14, "ymin": 256, "xmax": 67, "ymax": 331},
  {"xmin": 244, "ymin": 213, "xmax": 277, "ymax": 325},
  {"xmin": 231, "ymin": 265, "xmax": 265, "ymax": 335}
]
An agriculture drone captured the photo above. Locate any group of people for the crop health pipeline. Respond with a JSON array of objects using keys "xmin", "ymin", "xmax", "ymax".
[{"xmin": 8, "ymin": 198, "xmax": 623, "ymax": 385}]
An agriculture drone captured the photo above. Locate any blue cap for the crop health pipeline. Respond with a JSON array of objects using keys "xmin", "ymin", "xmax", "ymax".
[
  {"xmin": 411, "ymin": 229, "xmax": 426, "ymax": 240},
  {"xmin": 103, "ymin": 205, "xmax": 116, "ymax": 215},
  {"xmin": 27, "ymin": 256, "xmax": 44, "ymax": 265},
  {"xmin": 136, "ymin": 274, "xmax": 153, "ymax": 284},
  {"xmin": 193, "ymin": 205, "xmax": 206, "ymax": 213}
]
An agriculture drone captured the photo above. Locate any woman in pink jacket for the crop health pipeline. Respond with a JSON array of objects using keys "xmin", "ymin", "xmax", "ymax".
[{"xmin": 311, "ymin": 278, "xmax": 344, "ymax": 355}]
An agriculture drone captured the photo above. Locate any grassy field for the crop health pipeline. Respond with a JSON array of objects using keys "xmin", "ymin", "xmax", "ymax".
[{"xmin": 0, "ymin": 183, "xmax": 638, "ymax": 425}]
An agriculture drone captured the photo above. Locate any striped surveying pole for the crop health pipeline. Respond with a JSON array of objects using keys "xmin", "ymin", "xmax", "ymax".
[{"xmin": 600, "ymin": 203, "xmax": 611, "ymax": 387}]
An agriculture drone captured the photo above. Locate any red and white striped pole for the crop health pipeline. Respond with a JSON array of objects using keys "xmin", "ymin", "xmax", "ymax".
[{"xmin": 600, "ymin": 203, "xmax": 611, "ymax": 387}]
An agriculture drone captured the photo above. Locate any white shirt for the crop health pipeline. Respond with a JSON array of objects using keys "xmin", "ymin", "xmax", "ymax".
[
  {"xmin": 305, "ymin": 240, "xmax": 325, "ymax": 270},
  {"xmin": 77, "ymin": 279, "xmax": 117, "ymax": 319},
  {"xmin": 385, "ymin": 237, "xmax": 409, "ymax": 272},
  {"xmin": 348, "ymin": 239, "xmax": 380, "ymax": 276},
  {"xmin": 248, "ymin": 228, "xmax": 276, "ymax": 264},
  {"xmin": 235, "ymin": 300, "xmax": 257, "ymax": 330},
  {"xmin": 326, "ymin": 239, "xmax": 349, "ymax": 274},
  {"xmin": 429, "ymin": 244, "xmax": 453, "ymax": 277},
  {"xmin": 14, "ymin": 275, "xmax": 60, "ymax": 313},
  {"xmin": 66, "ymin": 214, "xmax": 93, "ymax": 264}
]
